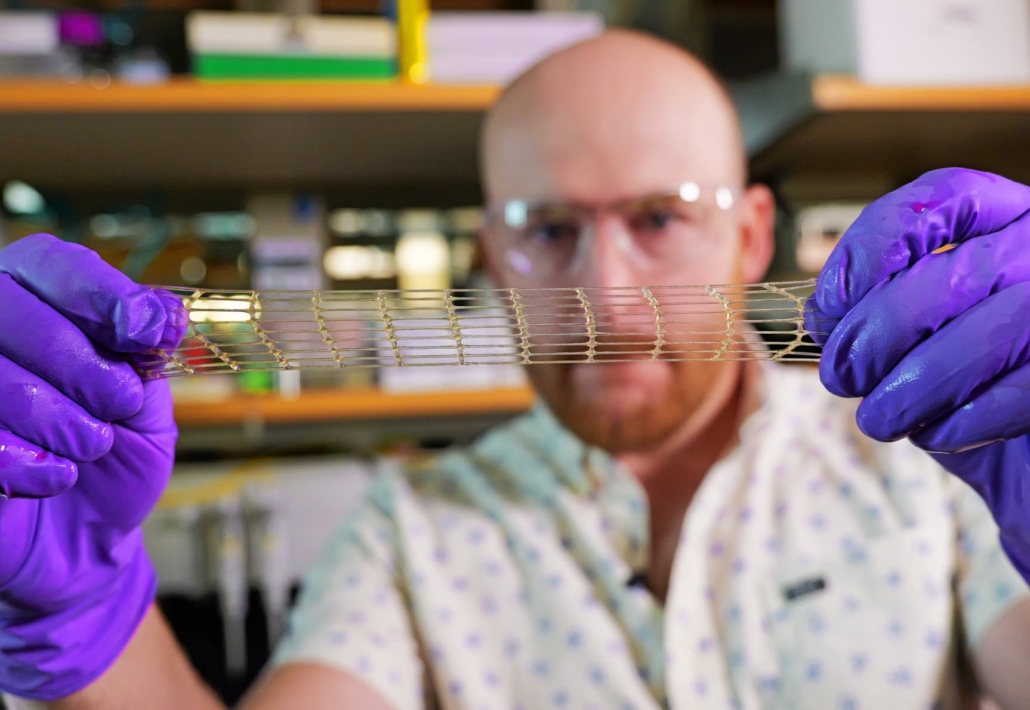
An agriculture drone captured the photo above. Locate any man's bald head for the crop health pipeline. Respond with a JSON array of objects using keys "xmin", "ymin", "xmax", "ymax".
[
  {"xmin": 476, "ymin": 31, "xmax": 774, "ymax": 456},
  {"xmin": 480, "ymin": 30, "xmax": 747, "ymax": 204}
]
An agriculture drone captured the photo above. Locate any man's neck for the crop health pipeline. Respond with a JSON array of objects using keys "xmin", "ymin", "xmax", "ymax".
[{"xmin": 616, "ymin": 361, "xmax": 752, "ymax": 603}]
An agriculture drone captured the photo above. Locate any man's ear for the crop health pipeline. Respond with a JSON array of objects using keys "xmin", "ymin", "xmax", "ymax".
[{"xmin": 738, "ymin": 184, "xmax": 776, "ymax": 283}]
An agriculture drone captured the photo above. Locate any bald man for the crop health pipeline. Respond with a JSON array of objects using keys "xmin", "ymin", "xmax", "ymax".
[{"xmin": 8, "ymin": 30, "xmax": 1030, "ymax": 710}]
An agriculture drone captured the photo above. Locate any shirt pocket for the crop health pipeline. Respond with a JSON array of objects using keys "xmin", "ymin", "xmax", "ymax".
[{"xmin": 759, "ymin": 526, "xmax": 955, "ymax": 710}]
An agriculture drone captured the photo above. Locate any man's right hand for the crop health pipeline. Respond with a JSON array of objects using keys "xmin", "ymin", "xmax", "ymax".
[{"xmin": 0, "ymin": 234, "xmax": 186, "ymax": 701}]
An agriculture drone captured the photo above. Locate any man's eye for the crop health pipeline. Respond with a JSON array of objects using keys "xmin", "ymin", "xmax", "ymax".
[
  {"xmin": 636, "ymin": 210, "xmax": 676, "ymax": 231},
  {"xmin": 529, "ymin": 221, "xmax": 578, "ymax": 244}
]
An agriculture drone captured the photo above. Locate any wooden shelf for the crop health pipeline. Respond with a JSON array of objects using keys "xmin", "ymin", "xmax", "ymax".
[
  {"xmin": 0, "ymin": 79, "xmax": 500, "ymax": 189},
  {"xmin": 173, "ymin": 386, "xmax": 536, "ymax": 426},
  {"xmin": 0, "ymin": 78, "xmax": 501, "ymax": 113},
  {"xmin": 731, "ymin": 73, "xmax": 1030, "ymax": 183},
  {"xmin": 810, "ymin": 74, "xmax": 1030, "ymax": 112}
]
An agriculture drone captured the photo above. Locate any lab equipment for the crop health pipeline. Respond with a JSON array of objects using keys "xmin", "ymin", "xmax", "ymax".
[{"xmin": 138, "ymin": 280, "xmax": 822, "ymax": 379}]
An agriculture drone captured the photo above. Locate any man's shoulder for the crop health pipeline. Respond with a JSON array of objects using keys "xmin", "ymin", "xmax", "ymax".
[{"xmin": 364, "ymin": 407, "xmax": 569, "ymax": 512}]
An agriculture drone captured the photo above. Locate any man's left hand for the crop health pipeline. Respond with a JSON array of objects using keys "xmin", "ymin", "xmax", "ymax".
[{"xmin": 807, "ymin": 167, "xmax": 1030, "ymax": 579}]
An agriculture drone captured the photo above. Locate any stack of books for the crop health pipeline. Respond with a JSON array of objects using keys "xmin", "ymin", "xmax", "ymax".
[
  {"xmin": 428, "ymin": 12, "xmax": 604, "ymax": 85},
  {"xmin": 186, "ymin": 12, "xmax": 396, "ymax": 80}
]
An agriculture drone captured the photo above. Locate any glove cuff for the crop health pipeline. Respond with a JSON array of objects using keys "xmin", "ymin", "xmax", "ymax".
[{"xmin": 0, "ymin": 532, "xmax": 158, "ymax": 701}]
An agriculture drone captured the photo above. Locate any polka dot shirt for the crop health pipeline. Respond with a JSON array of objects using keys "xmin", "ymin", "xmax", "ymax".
[{"xmin": 271, "ymin": 363, "xmax": 1028, "ymax": 709}]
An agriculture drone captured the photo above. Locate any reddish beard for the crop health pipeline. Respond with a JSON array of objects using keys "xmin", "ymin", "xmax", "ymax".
[{"xmin": 525, "ymin": 333, "xmax": 732, "ymax": 453}]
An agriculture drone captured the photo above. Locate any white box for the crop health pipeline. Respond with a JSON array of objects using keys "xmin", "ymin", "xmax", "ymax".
[
  {"xmin": 187, "ymin": 12, "xmax": 395, "ymax": 57},
  {"xmin": 428, "ymin": 12, "xmax": 603, "ymax": 84},
  {"xmin": 780, "ymin": 0, "xmax": 1030, "ymax": 85},
  {"xmin": 0, "ymin": 12, "xmax": 58, "ymax": 56}
]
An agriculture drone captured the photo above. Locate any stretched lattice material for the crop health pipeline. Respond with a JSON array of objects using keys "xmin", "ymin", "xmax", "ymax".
[{"xmin": 139, "ymin": 280, "xmax": 824, "ymax": 378}]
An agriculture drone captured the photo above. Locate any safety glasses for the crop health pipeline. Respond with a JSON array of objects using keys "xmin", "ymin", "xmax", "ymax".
[{"xmin": 482, "ymin": 183, "xmax": 740, "ymax": 281}]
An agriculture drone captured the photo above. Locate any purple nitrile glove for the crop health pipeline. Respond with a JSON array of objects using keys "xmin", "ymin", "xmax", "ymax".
[
  {"xmin": 0, "ymin": 234, "xmax": 187, "ymax": 700},
  {"xmin": 805, "ymin": 167, "xmax": 1030, "ymax": 580}
]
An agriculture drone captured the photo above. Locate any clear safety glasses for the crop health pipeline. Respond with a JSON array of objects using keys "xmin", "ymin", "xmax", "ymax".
[{"xmin": 482, "ymin": 183, "xmax": 740, "ymax": 281}]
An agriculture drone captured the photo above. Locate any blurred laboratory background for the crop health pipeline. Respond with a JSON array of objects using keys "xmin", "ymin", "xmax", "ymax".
[{"xmin": 3, "ymin": 0, "xmax": 1030, "ymax": 703}]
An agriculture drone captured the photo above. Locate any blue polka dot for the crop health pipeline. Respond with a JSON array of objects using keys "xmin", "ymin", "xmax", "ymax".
[
  {"xmin": 589, "ymin": 666, "xmax": 606, "ymax": 684},
  {"xmin": 567, "ymin": 629, "xmax": 582, "ymax": 647},
  {"xmin": 995, "ymin": 582, "xmax": 1015, "ymax": 601},
  {"xmin": 839, "ymin": 695, "xmax": 858, "ymax": 710},
  {"xmin": 886, "ymin": 619, "xmax": 905, "ymax": 638},
  {"xmin": 806, "ymin": 661, "xmax": 822, "ymax": 681},
  {"xmin": 504, "ymin": 638, "xmax": 520, "ymax": 658},
  {"xmin": 448, "ymin": 680, "xmax": 463, "ymax": 696},
  {"xmin": 887, "ymin": 667, "xmax": 912, "ymax": 686},
  {"xmin": 851, "ymin": 653, "xmax": 868, "ymax": 672},
  {"xmin": 533, "ymin": 660, "xmax": 549, "ymax": 677},
  {"xmin": 809, "ymin": 613, "xmax": 825, "ymax": 634},
  {"xmin": 553, "ymin": 690, "xmax": 568, "ymax": 706}
]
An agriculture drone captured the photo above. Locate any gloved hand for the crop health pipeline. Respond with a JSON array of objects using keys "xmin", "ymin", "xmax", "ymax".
[
  {"xmin": 806, "ymin": 167, "xmax": 1030, "ymax": 580},
  {"xmin": 0, "ymin": 234, "xmax": 186, "ymax": 700}
]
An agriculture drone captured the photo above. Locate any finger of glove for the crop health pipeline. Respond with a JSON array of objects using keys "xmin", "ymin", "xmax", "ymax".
[
  {"xmin": 816, "ymin": 168, "xmax": 1030, "ymax": 319},
  {"xmin": 0, "ymin": 353, "xmax": 114, "ymax": 461},
  {"xmin": 856, "ymin": 281, "xmax": 1030, "ymax": 442},
  {"xmin": 133, "ymin": 288, "xmax": 189, "ymax": 367},
  {"xmin": 0, "ymin": 234, "xmax": 180, "ymax": 353},
  {"xmin": 0, "ymin": 429, "xmax": 78, "ymax": 499},
  {"xmin": 927, "ymin": 438, "xmax": 1029, "ymax": 546},
  {"xmin": 78, "ymin": 379, "xmax": 177, "ymax": 531},
  {"xmin": 0, "ymin": 273, "xmax": 143, "ymax": 422},
  {"xmin": 802, "ymin": 293, "xmax": 838, "ymax": 348},
  {"xmin": 821, "ymin": 214, "xmax": 1030, "ymax": 398},
  {"xmin": 912, "ymin": 364, "xmax": 1030, "ymax": 453}
]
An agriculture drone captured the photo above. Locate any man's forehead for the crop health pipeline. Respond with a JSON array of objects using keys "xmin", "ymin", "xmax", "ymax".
[
  {"xmin": 483, "ymin": 103, "xmax": 741, "ymax": 204},
  {"xmin": 480, "ymin": 34, "xmax": 745, "ymax": 203}
]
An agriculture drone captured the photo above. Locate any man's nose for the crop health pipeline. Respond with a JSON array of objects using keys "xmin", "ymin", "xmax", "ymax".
[
  {"xmin": 576, "ymin": 214, "xmax": 637, "ymax": 289},
  {"xmin": 574, "ymin": 215, "xmax": 654, "ymax": 336}
]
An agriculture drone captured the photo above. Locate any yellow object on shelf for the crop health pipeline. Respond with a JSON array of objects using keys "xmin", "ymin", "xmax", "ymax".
[{"xmin": 397, "ymin": 0, "xmax": 430, "ymax": 84}]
